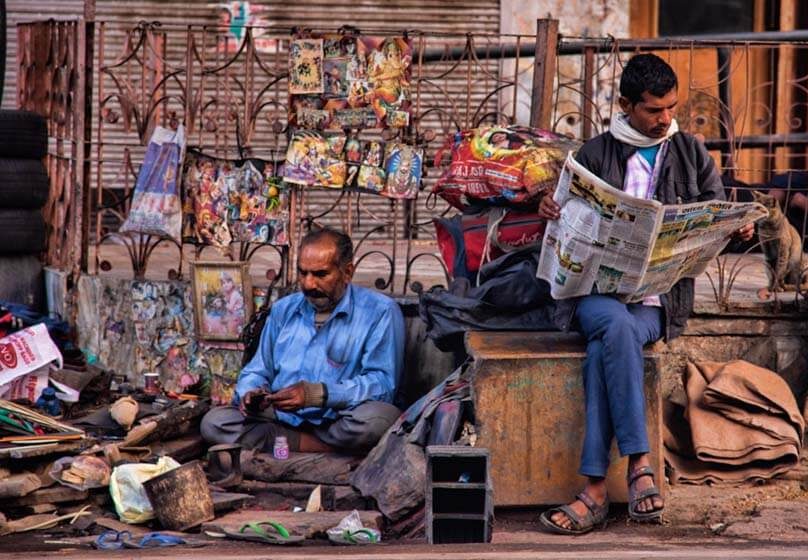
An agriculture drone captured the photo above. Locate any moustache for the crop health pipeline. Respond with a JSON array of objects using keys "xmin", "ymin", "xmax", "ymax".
[{"xmin": 304, "ymin": 289, "xmax": 329, "ymax": 299}]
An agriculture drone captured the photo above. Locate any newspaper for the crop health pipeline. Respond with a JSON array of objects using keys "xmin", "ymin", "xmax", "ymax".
[{"xmin": 537, "ymin": 153, "xmax": 767, "ymax": 302}]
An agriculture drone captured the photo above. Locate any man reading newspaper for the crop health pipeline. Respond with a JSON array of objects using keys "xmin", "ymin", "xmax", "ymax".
[{"xmin": 536, "ymin": 54, "xmax": 755, "ymax": 535}]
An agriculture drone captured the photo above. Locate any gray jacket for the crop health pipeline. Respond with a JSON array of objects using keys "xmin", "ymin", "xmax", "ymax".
[{"xmin": 554, "ymin": 130, "xmax": 725, "ymax": 341}]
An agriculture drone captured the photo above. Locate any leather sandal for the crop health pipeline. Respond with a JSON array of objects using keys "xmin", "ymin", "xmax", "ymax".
[
  {"xmin": 538, "ymin": 491, "xmax": 610, "ymax": 535},
  {"xmin": 627, "ymin": 465, "xmax": 664, "ymax": 523}
]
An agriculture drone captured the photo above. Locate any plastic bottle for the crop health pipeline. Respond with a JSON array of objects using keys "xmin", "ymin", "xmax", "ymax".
[
  {"xmin": 35, "ymin": 387, "xmax": 62, "ymax": 417},
  {"xmin": 273, "ymin": 435, "xmax": 289, "ymax": 460}
]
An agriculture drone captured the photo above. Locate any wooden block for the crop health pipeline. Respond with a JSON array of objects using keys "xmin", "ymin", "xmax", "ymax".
[
  {"xmin": 150, "ymin": 434, "xmax": 205, "ymax": 463},
  {"xmin": 0, "ymin": 441, "xmax": 87, "ymax": 460},
  {"xmin": 0, "ymin": 485, "xmax": 88, "ymax": 507},
  {"xmin": 468, "ymin": 331, "xmax": 663, "ymax": 506},
  {"xmin": 0, "ymin": 514, "xmax": 60, "ymax": 536},
  {"xmin": 211, "ymin": 491, "xmax": 254, "ymax": 514},
  {"xmin": 0, "ymin": 473, "xmax": 42, "ymax": 498},
  {"xmin": 201, "ymin": 510, "xmax": 383, "ymax": 539}
]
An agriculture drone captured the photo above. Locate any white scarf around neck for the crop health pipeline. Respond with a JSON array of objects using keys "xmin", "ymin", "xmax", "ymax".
[{"xmin": 609, "ymin": 112, "xmax": 678, "ymax": 148}]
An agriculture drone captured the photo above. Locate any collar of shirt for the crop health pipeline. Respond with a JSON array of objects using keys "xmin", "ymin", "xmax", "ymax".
[{"xmin": 294, "ymin": 283, "xmax": 354, "ymax": 326}]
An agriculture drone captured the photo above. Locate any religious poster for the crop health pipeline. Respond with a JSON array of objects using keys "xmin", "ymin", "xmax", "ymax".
[
  {"xmin": 283, "ymin": 130, "xmax": 347, "ymax": 188},
  {"xmin": 356, "ymin": 140, "xmax": 386, "ymax": 192},
  {"xmin": 288, "ymin": 33, "xmax": 412, "ymax": 130},
  {"xmin": 382, "ymin": 142, "xmax": 423, "ymax": 199},
  {"xmin": 289, "ymin": 38, "xmax": 324, "ymax": 95}
]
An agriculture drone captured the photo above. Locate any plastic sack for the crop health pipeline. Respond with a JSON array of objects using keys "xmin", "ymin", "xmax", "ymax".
[
  {"xmin": 109, "ymin": 456, "xmax": 180, "ymax": 524},
  {"xmin": 120, "ymin": 125, "xmax": 186, "ymax": 243},
  {"xmin": 432, "ymin": 125, "xmax": 579, "ymax": 210},
  {"xmin": 0, "ymin": 324, "xmax": 63, "ymax": 396}
]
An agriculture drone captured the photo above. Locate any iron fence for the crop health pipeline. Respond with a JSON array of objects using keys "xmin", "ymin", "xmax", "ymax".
[{"xmin": 16, "ymin": 19, "xmax": 808, "ymax": 308}]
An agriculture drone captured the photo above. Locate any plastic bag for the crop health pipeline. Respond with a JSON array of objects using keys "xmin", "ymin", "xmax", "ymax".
[
  {"xmin": 326, "ymin": 509, "xmax": 381, "ymax": 545},
  {"xmin": 50, "ymin": 455, "xmax": 111, "ymax": 491},
  {"xmin": 0, "ymin": 324, "xmax": 63, "ymax": 402},
  {"xmin": 109, "ymin": 456, "xmax": 180, "ymax": 524},
  {"xmin": 120, "ymin": 125, "xmax": 186, "ymax": 243}
]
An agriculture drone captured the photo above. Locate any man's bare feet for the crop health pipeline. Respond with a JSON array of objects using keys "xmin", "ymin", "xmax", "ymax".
[
  {"xmin": 548, "ymin": 477, "xmax": 608, "ymax": 530},
  {"xmin": 628, "ymin": 453, "xmax": 663, "ymax": 516}
]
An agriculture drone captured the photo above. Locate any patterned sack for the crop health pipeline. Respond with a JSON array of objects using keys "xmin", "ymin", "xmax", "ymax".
[
  {"xmin": 182, "ymin": 150, "xmax": 289, "ymax": 249},
  {"xmin": 120, "ymin": 125, "xmax": 186, "ymax": 242},
  {"xmin": 432, "ymin": 125, "xmax": 579, "ymax": 211}
]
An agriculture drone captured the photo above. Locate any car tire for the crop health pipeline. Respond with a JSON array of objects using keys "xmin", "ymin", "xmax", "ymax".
[
  {"xmin": 0, "ymin": 110, "xmax": 47, "ymax": 160},
  {"xmin": 0, "ymin": 254, "xmax": 44, "ymax": 310},
  {"xmin": 0, "ymin": 208, "xmax": 46, "ymax": 254},
  {"xmin": 0, "ymin": 159, "xmax": 49, "ymax": 208}
]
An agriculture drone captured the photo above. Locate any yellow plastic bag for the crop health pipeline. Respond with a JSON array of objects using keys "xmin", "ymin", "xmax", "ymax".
[{"xmin": 109, "ymin": 456, "xmax": 180, "ymax": 524}]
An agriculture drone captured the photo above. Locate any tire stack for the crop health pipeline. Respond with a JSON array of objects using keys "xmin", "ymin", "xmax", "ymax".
[{"xmin": 0, "ymin": 110, "xmax": 49, "ymax": 311}]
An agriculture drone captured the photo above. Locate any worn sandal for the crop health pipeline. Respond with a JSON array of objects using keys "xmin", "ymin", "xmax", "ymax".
[
  {"xmin": 627, "ymin": 465, "xmax": 664, "ymax": 523},
  {"xmin": 538, "ymin": 491, "xmax": 610, "ymax": 535},
  {"xmin": 223, "ymin": 521, "xmax": 304, "ymax": 545}
]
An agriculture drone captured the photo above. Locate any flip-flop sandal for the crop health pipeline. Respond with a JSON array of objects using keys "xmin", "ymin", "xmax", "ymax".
[
  {"xmin": 538, "ymin": 492, "xmax": 610, "ymax": 535},
  {"xmin": 327, "ymin": 527, "xmax": 380, "ymax": 545},
  {"xmin": 122, "ymin": 532, "xmax": 189, "ymax": 549},
  {"xmin": 223, "ymin": 521, "xmax": 304, "ymax": 545},
  {"xmin": 627, "ymin": 465, "xmax": 664, "ymax": 523},
  {"xmin": 93, "ymin": 529, "xmax": 133, "ymax": 550}
]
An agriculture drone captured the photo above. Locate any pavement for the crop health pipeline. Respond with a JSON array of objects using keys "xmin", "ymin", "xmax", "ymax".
[{"xmin": 3, "ymin": 479, "xmax": 808, "ymax": 558}]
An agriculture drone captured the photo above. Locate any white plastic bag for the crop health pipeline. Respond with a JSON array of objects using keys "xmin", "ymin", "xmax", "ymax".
[
  {"xmin": 326, "ymin": 509, "xmax": 381, "ymax": 545},
  {"xmin": 0, "ymin": 324, "xmax": 63, "ymax": 389},
  {"xmin": 109, "ymin": 456, "xmax": 180, "ymax": 524}
]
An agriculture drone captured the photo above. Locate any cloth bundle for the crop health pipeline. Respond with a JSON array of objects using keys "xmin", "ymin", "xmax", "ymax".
[{"xmin": 665, "ymin": 360, "xmax": 804, "ymax": 485}]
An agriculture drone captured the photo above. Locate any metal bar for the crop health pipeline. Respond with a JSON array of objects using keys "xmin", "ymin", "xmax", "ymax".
[
  {"xmin": 529, "ymin": 19, "xmax": 558, "ymax": 130},
  {"xmin": 80, "ymin": 17, "xmax": 95, "ymax": 274},
  {"xmin": 716, "ymin": 47, "xmax": 735, "ymax": 173},
  {"xmin": 704, "ymin": 133, "xmax": 808, "ymax": 150},
  {"xmin": 581, "ymin": 46, "xmax": 595, "ymax": 140},
  {"xmin": 417, "ymin": 30, "xmax": 808, "ymax": 64}
]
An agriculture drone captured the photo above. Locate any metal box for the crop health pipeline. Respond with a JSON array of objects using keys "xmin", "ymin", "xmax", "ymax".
[
  {"xmin": 426, "ymin": 446, "xmax": 493, "ymax": 544},
  {"xmin": 467, "ymin": 331, "xmax": 663, "ymax": 506}
]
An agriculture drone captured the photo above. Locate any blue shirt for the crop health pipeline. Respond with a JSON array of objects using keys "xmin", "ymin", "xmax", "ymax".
[
  {"xmin": 636, "ymin": 144, "xmax": 660, "ymax": 168},
  {"xmin": 233, "ymin": 284, "xmax": 405, "ymax": 427}
]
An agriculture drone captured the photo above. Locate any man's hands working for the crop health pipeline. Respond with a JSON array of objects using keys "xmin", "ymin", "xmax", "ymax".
[
  {"xmin": 240, "ymin": 388, "xmax": 272, "ymax": 416},
  {"xmin": 240, "ymin": 382, "xmax": 326, "ymax": 415}
]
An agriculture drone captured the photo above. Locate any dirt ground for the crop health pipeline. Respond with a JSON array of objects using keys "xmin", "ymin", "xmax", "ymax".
[{"xmin": 3, "ymin": 479, "xmax": 808, "ymax": 558}]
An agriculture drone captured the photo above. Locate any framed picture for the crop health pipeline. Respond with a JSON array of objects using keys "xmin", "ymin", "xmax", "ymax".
[{"xmin": 191, "ymin": 261, "xmax": 253, "ymax": 341}]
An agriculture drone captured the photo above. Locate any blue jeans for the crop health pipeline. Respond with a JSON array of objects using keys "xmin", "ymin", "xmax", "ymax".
[{"xmin": 575, "ymin": 295, "xmax": 663, "ymax": 477}]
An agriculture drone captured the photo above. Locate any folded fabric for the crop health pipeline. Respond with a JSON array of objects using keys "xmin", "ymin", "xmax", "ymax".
[{"xmin": 665, "ymin": 360, "xmax": 803, "ymax": 485}]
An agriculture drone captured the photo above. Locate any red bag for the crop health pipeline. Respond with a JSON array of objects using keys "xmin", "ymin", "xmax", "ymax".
[
  {"xmin": 432, "ymin": 126, "xmax": 579, "ymax": 211},
  {"xmin": 434, "ymin": 208, "xmax": 545, "ymax": 281}
]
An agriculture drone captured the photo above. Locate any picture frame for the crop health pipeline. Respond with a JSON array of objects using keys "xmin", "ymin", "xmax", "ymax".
[{"xmin": 190, "ymin": 261, "xmax": 253, "ymax": 341}]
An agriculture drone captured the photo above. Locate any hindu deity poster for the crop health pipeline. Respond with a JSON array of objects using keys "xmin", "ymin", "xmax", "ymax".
[
  {"xmin": 283, "ymin": 130, "xmax": 347, "ymax": 188},
  {"xmin": 288, "ymin": 33, "xmax": 412, "ymax": 130},
  {"xmin": 355, "ymin": 140, "xmax": 386, "ymax": 192},
  {"xmin": 382, "ymin": 142, "xmax": 423, "ymax": 199},
  {"xmin": 289, "ymin": 39, "xmax": 324, "ymax": 95}
]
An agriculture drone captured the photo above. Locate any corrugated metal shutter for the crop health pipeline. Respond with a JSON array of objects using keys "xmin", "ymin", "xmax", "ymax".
[{"xmin": 9, "ymin": 1, "xmax": 501, "ymax": 238}]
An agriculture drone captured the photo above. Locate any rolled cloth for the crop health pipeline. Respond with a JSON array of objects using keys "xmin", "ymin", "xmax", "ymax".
[{"xmin": 665, "ymin": 360, "xmax": 803, "ymax": 485}]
